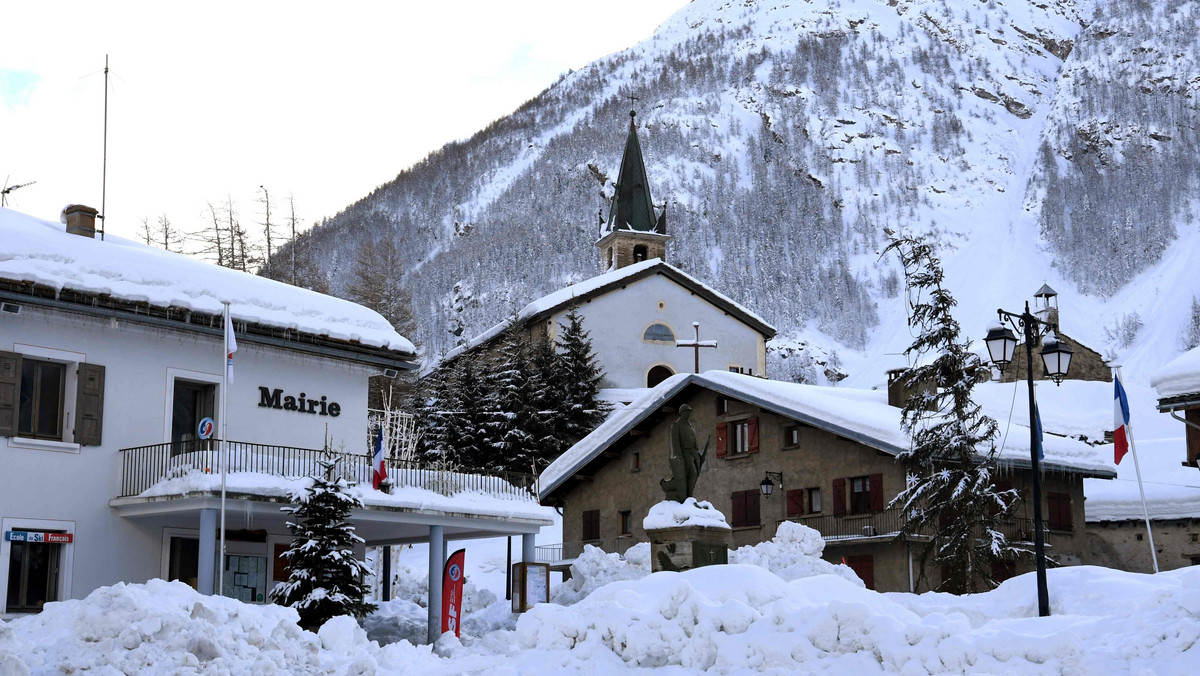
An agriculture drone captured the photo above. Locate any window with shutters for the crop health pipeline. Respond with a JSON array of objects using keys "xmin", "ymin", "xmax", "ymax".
[
  {"xmin": 807, "ymin": 487, "xmax": 822, "ymax": 514},
  {"xmin": 619, "ymin": 510, "xmax": 631, "ymax": 536},
  {"xmin": 722, "ymin": 417, "xmax": 758, "ymax": 457},
  {"xmin": 582, "ymin": 509, "xmax": 600, "ymax": 542},
  {"xmin": 18, "ymin": 359, "xmax": 66, "ymax": 441},
  {"xmin": 785, "ymin": 489, "xmax": 804, "ymax": 518},
  {"xmin": 1047, "ymin": 492, "xmax": 1072, "ymax": 531},
  {"xmin": 849, "ymin": 476, "xmax": 872, "ymax": 514},
  {"xmin": 730, "ymin": 489, "xmax": 760, "ymax": 528}
]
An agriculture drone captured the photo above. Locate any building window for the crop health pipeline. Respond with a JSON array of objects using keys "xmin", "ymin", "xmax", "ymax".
[
  {"xmin": 849, "ymin": 476, "xmax": 872, "ymax": 514},
  {"xmin": 1191, "ymin": 533, "xmax": 1198, "ymax": 542},
  {"xmin": 167, "ymin": 537, "xmax": 200, "ymax": 590},
  {"xmin": 1047, "ymin": 492, "xmax": 1072, "ymax": 531},
  {"xmin": 619, "ymin": 510, "xmax": 631, "ymax": 536},
  {"xmin": 807, "ymin": 487, "xmax": 822, "ymax": 513},
  {"xmin": 18, "ymin": 359, "xmax": 66, "ymax": 440},
  {"xmin": 647, "ymin": 365, "xmax": 675, "ymax": 388},
  {"xmin": 4, "ymin": 530, "xmax": 63, "ymax": 613},
  {"xmin": 783, "ymin": 425, "xmax": 801, "ymax": 449},
  {"xmin": 643, "ymin": 323, "xmax": 675, "ymax": 342},
  {"xmin": 728, "ymin": 365, "xmax": 744, "ymax": 374},
  {"xmin": 731, "ymin": 490, "xmax": 760, "ymax": 528},
  {"xmin": 716, "ymin": 395, "xmax": 729, "ymax": 415},
  {"xmin": 1136, "ymin": 533, "xmax": 1144, "ymax": 541},
  {"xmin": 171, "ymin": 379, "xmax": 216, "ymax": 453},
  {"xmin": 582, "ymin": 509, "xmax": 600, "ymax": 542},
  {"xmin": 630, "ymin": 451, "xmax": 641, "ymax": 472},
  {"xmin": 1192, "ymin": 557, "xmax": 1200, "ymax": 566},
  {"xmin": 728, "ymin": 420, "xmax": 749, "ymax": 455}
]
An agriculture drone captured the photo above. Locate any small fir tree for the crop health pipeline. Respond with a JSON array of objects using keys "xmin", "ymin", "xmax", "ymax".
[
  {"xmin": 486, "ymin": 324, "xmax": 540, "ymax": 472},
  {"xmin": 556, "ymin": 307, "xmax": 609, "ymax": 446},
  {"xmin": 270, "ymin": 455, "xmax": 375, "ymax": 629},
  {"xmin": 883, "ymin": 231, "xmax": 1024, "ymax": 593}
]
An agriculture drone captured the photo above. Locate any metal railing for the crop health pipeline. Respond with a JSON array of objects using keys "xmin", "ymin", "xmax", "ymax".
[
  {"xmin": 535, "ymin": 535, "xmax": 636, "ymax": 565},
  {"xmin": 117, "ymin": 439, "xmax": 539, "ymax": 502},
  {"xmin": 782, "ymin": 509, "xmax": 1042, "ymax": 544}
]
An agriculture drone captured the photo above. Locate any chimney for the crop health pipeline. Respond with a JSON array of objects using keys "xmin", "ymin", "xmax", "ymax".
[{"xmin": 62, "ymin": 204, "xmax": 98, "ymax": 239}]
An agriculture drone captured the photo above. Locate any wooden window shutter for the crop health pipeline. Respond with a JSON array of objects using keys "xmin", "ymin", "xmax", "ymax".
[
  {"xmin": 749, "ymin": 490, "xmax": 760, "ymax": 526},
  {"xmin": 785, "ymin": 489, "xmax": 804, "ymax": 518},
  {"xmin": 74, "ymin": 363, "xmax": 106, "ymax": 446},
  {"xmin": 747, "ymin": 416, "xmax": 759, "ymax": 453},
  {"xmin": 832, "ymin": 478, "xmax": 846, "ymax": 516},
  {"xmin": 715, "ymin": 422, "xmax": 727, "ymax": 458},
  {"xmin": 730, "ymin": 491, "xmax": 745, "ymax": 526},
  {"xmin": 869, "ymin": 473, "xmax": 884, "ymax": 512},
  {"xmin": 0, "ymin": 351, "xmax": 21, "ymax": 437}
]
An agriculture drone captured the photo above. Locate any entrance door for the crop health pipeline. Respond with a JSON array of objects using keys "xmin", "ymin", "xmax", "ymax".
[
  {"xmin": 5, "ymin": 532, "xmax": 62, "ymax": 613},
  {"xmin": 167, "ymin": 536, "xmax": 200, "ymax": 590},
  {"xmin": 171, "ymin": 379, "xmax": 216, "ymax": 454}
]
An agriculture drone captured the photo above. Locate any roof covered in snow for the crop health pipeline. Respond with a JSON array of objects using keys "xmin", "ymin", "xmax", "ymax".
[
  {"xmin": 541, "ymin": 371, "xmax": 1115, "ymax": 501},
  {"xmin": 425, "ymin": 258, "xmax": 775, "ymax": 375},
  {"xmin": 0, "ymin": 207, "xmax": 416, "ymax": 361},
  {"xmin": 1150, "ymin": 346, "xmax": 1200, "ymax": 405}
]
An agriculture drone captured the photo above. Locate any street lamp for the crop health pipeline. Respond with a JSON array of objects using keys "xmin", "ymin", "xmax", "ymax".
[
  {"xmin": 760, "ymin": 472, "xmax": 783, "ymax": 498},
  {"xmin": 982, "ymin": 301, "xmax": 1070, "ymax": 618}
]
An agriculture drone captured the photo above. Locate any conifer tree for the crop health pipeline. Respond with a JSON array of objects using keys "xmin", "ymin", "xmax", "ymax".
[
  {"xmin": 556, "ymin": 307, "xmax": 608, "ymax": 447},
  {"xmin": 270, "ymin": 455, "xmax": 374, "ymax": 629},
  {"xmin": 883, "ymin": 231, "xmax": 1023, "ymax": 593},
  {"xmin": 487, "ymin": 325, "xmax": 539, "ymax": 472},
  {"xmin": 528, "ymin": 333, "xmax": 566, "ymax": 466}
]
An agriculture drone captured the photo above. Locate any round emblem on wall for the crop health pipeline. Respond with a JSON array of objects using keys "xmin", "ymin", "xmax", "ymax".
[
  {"xmin": 448, "ymin": 564, "xmax": 462, "ymax": 581},
  {"xmin": 197, "ymin": 417, "xmax": 215, "ymax": 440}
]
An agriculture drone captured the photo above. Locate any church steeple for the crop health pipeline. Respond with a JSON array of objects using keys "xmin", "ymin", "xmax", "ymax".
[{"xmin": 597, "ymin": 109, "xmax": 669, "ymax": 271}]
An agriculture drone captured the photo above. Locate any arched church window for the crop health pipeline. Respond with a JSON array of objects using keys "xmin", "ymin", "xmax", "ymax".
[
  {"xmin": 647, "ymin": 365, "xmax": 675, "ymax": 388},
  {"xmin": 643, "ymin": 323, "xmax": 675, "ymax": 342},
  {"xmin": 633, "ymin": 245, "xmax": 648, "ymax": 262}
]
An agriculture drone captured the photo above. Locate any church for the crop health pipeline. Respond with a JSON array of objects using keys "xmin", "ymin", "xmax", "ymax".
[{"xmin": 428, "ymin": 110, "xmax": 776, "ymax": 391}]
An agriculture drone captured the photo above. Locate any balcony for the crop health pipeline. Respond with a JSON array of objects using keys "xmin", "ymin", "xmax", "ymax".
[
  {"xmin": 786, "ymin": 509, "xmax": 1041, "ymax": 547},
  {"xmin": 117, "ymin": 439, "xmax": 539, "ymax": 503}
]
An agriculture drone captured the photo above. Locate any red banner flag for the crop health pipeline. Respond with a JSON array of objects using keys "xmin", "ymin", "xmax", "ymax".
[{"xmin": 441, "ymin": 548, "xmax": 466, "ymax": 637}]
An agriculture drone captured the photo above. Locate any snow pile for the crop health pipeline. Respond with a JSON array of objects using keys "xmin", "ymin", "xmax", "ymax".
[
  {"xmin": 362, "ymin": 563, "xmax": 499, "ymax": 646},
  {"xmin": 0, "ymin": 207, "xmax": 414, "ymax": 353},
  {"xmin": 643, "ymin": 497, "xmax": 730, "ymax": 530},
  {"xmin": 362, "ymin": 598, "xmax": 427, "ymax": 646},
  {"xmin": 551, "ymin": 543, "xmax": 652, "ymax": 606},
  {"xmin": 516, "ymin": 565, "xmax": 1200, "ymax": 673},
  {"xmin": 1151, "ymin": 346, "xmax": 1200, "ymax": 400},
  {"xmin": 729, "ymin": 521, "xmax": 861, "ymax": 585}
]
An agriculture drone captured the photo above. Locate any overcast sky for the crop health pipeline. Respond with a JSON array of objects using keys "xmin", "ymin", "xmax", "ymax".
[{"xmin": 0, "ymin": 1, "xmax": 684, "ymax": 241}]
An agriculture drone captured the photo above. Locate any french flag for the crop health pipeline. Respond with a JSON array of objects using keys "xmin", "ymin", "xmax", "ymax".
[
  {"xmin": 1114, "ymin": 375, "xmax": 1132, "ymax": 465},
  {"xmin": 372, "ymin": 426, "xmax": 388, "ymax": 490}
]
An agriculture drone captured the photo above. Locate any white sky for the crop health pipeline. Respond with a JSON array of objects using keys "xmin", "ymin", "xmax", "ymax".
[{"xmin": 0, "ymin": 1, "xmax": 684, "ymax": 241}]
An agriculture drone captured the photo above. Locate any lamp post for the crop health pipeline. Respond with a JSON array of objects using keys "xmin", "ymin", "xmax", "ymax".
[
  {"xmin": 983, "ymin": 301, "xmax": 1073, "ymax": 618},
  {"xmin": 759, "ymin": 472, "xmax": 783, "ymax": 498}
]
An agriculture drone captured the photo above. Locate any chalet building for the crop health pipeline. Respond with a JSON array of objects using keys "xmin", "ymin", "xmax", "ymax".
[
  {"xmin": 427, "ymin": 111, "xmax": 775, "ymax": 390},
  {"xmin": 539, "ymin": 371, "xmax": 1114, "ymax": 591},
  {"xmin": 1085, "ymin": 347, "xmax": 1200, "ymax": 573},
  {"xmin": 997, "ymin": 284, "xmax": 1111, "ymax": 384},
  {"xmin": 0, "ymin": 206, "xmax": 551, "ymax": 626}
]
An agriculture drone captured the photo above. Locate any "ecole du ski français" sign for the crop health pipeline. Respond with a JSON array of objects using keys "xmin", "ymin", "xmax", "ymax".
[
  {"xmin": 4, "ymin": 531, "xmax": 73, "ymax": 544},
  {"xmin": 257, "ymin": 387, "xmax": 341, "ymax": 417}
]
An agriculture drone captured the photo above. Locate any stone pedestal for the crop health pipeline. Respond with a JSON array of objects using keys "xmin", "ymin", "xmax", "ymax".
[{"xmin": 648, "ymin": 525, "xmax": 731, "ymax": 572}]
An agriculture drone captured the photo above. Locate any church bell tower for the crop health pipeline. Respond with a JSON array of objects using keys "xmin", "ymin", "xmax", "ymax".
[{"xmin": 596, "ymin": 109, "xmax": 668, "ymax": 271}]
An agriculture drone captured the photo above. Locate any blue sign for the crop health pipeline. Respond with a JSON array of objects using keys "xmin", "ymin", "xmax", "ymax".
[
  {"xmin": 197, "ymin": 417, "xmax": 215, "ymax": 440},
  {"xmin": 4, "ymin": 531, "xmax": 72, "ymax": 543}
]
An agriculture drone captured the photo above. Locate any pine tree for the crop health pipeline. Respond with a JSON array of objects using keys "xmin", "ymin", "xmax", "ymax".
[
  {"xmin": 487, "ymin": 324, "xmax": 539, "ymax": 472},
  {"xmin": 556, "ymin": 307, "xmax": 608, "ymax": 447},
  {"xmin": 270, "ymin": 455, "xmax": 375, "ymax": 629},
  {"xmin": 883, "ymin": 231, "xmax": 1023, "ymax": 594},
  {"xmin": 527, "ymin": 333, "xmax": 566, "ymax": 467}
]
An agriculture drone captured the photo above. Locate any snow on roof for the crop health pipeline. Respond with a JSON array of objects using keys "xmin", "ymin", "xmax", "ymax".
[
  {"xmin": 424, "ymin": 258, "xmax": 773, "ymax": 375},
  {"xmin": 1149, "ymin": 346, "xmax": 1200, "ymax": 401},
  {"xmin": 0, "ymin": 207, "xmax": 415, "ymax": 354},
  {"xmin": 541, "ymin": 372, "xmax": 1114, "ymax": 499}
]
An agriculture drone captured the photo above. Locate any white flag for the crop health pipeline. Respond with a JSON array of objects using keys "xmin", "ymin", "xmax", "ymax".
[{"xmin": 225, "ymin": 313, "xmax": 238, "ymax": 383}]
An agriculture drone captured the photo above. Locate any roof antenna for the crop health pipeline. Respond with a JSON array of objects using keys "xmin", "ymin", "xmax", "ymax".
[
  {"xmin": 100, "ymin": 54, "xmax": 109, "ymax": 241},
  {"xmin": 1, "ymin": 177, "xmax": 37, "ymax": 207}
]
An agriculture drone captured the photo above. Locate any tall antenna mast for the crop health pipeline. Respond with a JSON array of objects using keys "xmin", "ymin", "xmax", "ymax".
[{"xmin": 100, "ymin": 54, "xmax": 109, "ymax": 241}]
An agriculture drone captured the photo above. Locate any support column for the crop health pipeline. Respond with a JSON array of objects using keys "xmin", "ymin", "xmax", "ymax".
[
  {"xmin": 427, "ymin": 525, "xmax": 444, "ymax": 644},
  {"xmin": 521, "ymin": 532, "xmax": 535, "ymax": 563},
  {"xmin": 381, "ymin": 545, "xmax": 391, "ymax": 603},
  {"xmin": 198, "ymin": 508, "xmax": 217, "ymax": 596}
]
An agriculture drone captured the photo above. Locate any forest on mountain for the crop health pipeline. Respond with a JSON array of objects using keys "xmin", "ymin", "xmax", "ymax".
[{"xmin": 278, "ymin": 0, "xmax": 1199, "ymax": 379}]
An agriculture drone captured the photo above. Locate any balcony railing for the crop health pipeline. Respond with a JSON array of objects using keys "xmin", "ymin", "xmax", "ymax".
[
  {"xmin": 784, "ymin": 509, "xmax": 1041, "ymax": 545},
  {"xmin": 117, "ymin": 439, "xmax": 539, "ymax": 502},
  {"xmin": 535, "ymin": 535, "xmax": 636, "ymax": 565}
]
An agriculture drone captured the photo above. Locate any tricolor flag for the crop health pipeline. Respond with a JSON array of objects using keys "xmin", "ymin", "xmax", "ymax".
[
  {"xmin": 372, "ymin": 426, "xmax": 388, "ymax": 490},
  {"xmin": 1114, "ymin": 375, "xmax": 1132, "ymax": 465},
  {"xmin": 225, "ymin": 314, "xmax": 238, "ymax": 383}
]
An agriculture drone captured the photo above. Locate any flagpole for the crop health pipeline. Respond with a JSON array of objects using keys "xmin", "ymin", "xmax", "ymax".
[
  {"xmin": 219, "ymin": 302, "xmax": 230, "ymax": 594},
  {"xmin": 1117, "ymin": 367, "xmax": 1159, "ymax": 573}
]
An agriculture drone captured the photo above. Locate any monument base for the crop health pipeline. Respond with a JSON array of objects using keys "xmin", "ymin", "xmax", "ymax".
[{"xmin": 647, "ymin": 525, "xmax": 731, "ymax": 572}]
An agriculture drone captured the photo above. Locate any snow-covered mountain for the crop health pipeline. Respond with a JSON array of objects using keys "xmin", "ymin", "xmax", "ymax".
[{"xmin": 299, "ymin": 0, "xmax": 1200, "ymax": 386}]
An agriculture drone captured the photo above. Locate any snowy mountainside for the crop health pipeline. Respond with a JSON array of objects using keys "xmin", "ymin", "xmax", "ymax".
[{"xmin": 298, "ymin": 0, "xmax": 1200, "ymax": 384}]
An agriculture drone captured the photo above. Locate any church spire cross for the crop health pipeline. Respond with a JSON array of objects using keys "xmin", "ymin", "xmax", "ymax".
[{"xmin": 676, "ymin": 322, "xmax": 718, "ymax": 374}]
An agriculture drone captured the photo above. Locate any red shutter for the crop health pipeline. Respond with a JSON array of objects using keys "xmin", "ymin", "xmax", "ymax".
[
  {"xmin": 749, "ymin": 491, "xmax": 760, "ymax": 526},
  {"xmin": 785, "ymin": 489, "xmax": 804, "ymax": 518},
  {"xmin": 715, "ymin": 422, "xmax": 727, "ymax": 458},
  {"xmin": 869, "ymin": 473, "xmax": 884, "ymax": 512},
  {"xmin": 731, "ymin": 491, "xmax": 745, "ymax": 527},
  {"xmin": 832, "ymin": 478, "xmax": 846, "ymax": 516},
  {"xmin": 747, "ymin": 416, "xmax": 759, "ymax": 453}
]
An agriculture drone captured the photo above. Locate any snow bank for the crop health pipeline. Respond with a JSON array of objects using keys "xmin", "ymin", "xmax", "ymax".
[
  {"xmin": 1151, "ymin": 346, "xmax": 1200, "ymax": 400},
  {"xmin": 0, "ymin": 207, "xmax": 413, "ymax": 353},
  {"xmin": 729, "ymin": 521, "xmax": 861, "ymax": 585},
  {"xmin": 643, "ymin": 498, "xmax": 730, "ymax": 530}
]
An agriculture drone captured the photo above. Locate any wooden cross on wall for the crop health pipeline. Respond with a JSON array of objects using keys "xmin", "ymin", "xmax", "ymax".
[{"xmin": 676, "ymin": 322, "xmax": 718, "ymax": 374}]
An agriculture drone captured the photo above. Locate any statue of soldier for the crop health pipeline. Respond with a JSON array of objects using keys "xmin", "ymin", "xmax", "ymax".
[{"xmin": 660, "ymin": 404, "xmax": 710, "ymax": 502}]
